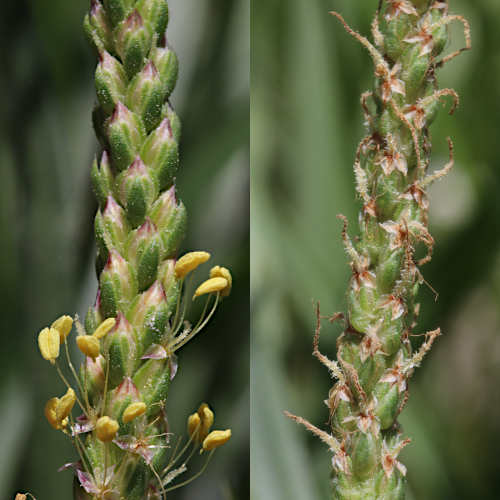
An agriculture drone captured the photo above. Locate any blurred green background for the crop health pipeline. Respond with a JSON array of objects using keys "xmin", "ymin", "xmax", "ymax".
[
  {"xmin": 0, "ymin": 0, "xmax": 248, "ymax": 499},
  {"xmin": 251, "ymin": 1, "xmax": 500, "ymax": 499}
]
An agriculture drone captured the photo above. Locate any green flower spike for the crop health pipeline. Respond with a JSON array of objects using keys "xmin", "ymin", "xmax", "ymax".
[
  {"xmin": 37, "ymin": 1, "xmax": 233, "ymax": 498},
  {"xmin": 287, "ymin": 2, "xmax": 470, "ymax": 499}
]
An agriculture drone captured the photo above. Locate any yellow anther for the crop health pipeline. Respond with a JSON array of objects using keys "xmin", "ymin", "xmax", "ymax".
[
  {"xmin": 96, "ymin": 416, "xmax": 119, "ymax": 442},
  {"xmin": 188, "ymin": 403, "xmax": 214, "ymax": 443},
  {"xmin": 93, "ymin": 317, "xmax": 116, "ymax": 339},
  {"xmin": 56, "ymin": 388, "xmax": 76, "ymax": 422},
  {"xmin": 202, "ymin": 429, "xmax": 231, "ymax": 451},
  {"xmin": 123, "ymin": 401, "xmax": 147, "ymax": 424},
  {"xmin": 193, "ymin": 277, "xmax": 228, "ymax": 298},
  {"xmin": 210, "ymin": 266, "xmax": 232, "ymax": 297},
  {"xmin": 38, "ymin": 327, "xmax": 60, "ymax": 364},
  {"xmin": 76, "ymin": 335, "xmax": 101, "ymax": 361},
  {"xmin": 174, "ymin": 251, "xmax": 210, "ymax": 280},
  {"xmin": 201, "ymin": 406, "xmax": 214, "ymax": 429},
  {"xmin": 44, "ymin": 397, "xmax": 62, "ymax": 429},
  {"xmin": 51, "ymin": 315, "xmax": 74, "ymax": 344},
  {"xmin": 188, "ymin": 412, "xmax": 202, "ymax": 440}
]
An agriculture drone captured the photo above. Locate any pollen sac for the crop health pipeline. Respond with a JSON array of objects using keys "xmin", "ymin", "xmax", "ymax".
[
  {"xmin": 122, "ymin": 401, "xmax": 147, "ymax": 424},
  {"xmin": 99, "ymin": 249, "xmax": 137, "ymax": 318},
  {"xmin": 96, "ymin": 416, "xmax": 120, "ymax": 442},
  {"xmin": 202, "ymin": 429, "xmax": 232, "ymax": 451},
  {"xmin": 44, "ymin": 397, "xmax": 63, "ymax": 429},
  {"xmin": 187, "ymin": 412, "xmax": 203, "ymax": 441},
  {"xmin": 56, "ymin": 388, "xmax": 76, "ymax": 422},
  {"xmin": 51, "ymin": 315, "xmax": 74, "ymax": 345},
  {"xmin": 141, "ymin": 118, "xmax": 179, "ymax": 190},
  {"xmin": 152, "ymin": 45, "xmax": 179, "ymax": 98},
  {"xmin": 174, "ymin": 251, "xmax": 210, "ymax": 280},
  {"xmin": 93, "ymin": 317, "xmax": 117, "ymax": 339},
  {"xmin": 210, "ymin": 266, "xmax": 233, "ymax": 297},
  {"xmin": 194, "ymin": 277, "xmax": 228, "ymax": 298},
  {"xmin": 95, "ymin": 51, "xmax": 127, "ymax": 116},
  {"xmin": 118, "ymin": 157, "xmax": 158, "ymax": 228},
  {"xmin": 116, "ymin": 10, "xmax": 151, "ymax": 79},
  {"xmin": 107, "ymin": 312, "xmax": 138, "ymax": 386},
  {"xmin": 198, "ymin": 403, "xmax": 214, "ymax": 429},
  {"xmin": 38, "ymin": 327, "xmax": 60, "ymax": 364},
  {"xmin": 127, "ymin": 61, "xmax": 165, "ymax": 131},
  {"xmin": 76, "ymin": 335, "xmax": 101, "ymax": 361},
  {"xmin": 108, "ymin": 101, "xmax": 146, "ymax": 172},
  {"xmin": 136, "ymin": 0, "xmax": 169, "ymax": 39}
]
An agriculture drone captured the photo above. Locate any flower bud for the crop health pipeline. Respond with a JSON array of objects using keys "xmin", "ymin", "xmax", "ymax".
[
  {"xmin": 402, "ymin": 45, "xmax": 430, "ymax": 96},
  {"xmin": 430, "ymin": 9, "xmax": 447, "ymax": 56},
  {"xmin": 174, "ymin": 251, "xmax": 210, "ymax": 280},
  {"xmin": 137, "ymin": 0, "xmax": 169, "ymax": 38},
  {"xmin": 91, "ymin": 152, "xmax": 115, "ymax": 207},
  {"xmin": 165, "ymin": 104, "xmax": 181, "ymax": 143},
  {"xmin": 95, "ymin": 51, "xmax": 127, "ymax": 116},
  {"xmin": 116, "ymin": 10, "xmax": 151, "ymax": 79},
  {"xmin": 79, "ymin": 354, "xmax": 106, "ymax": 402},
  {"xmin": 127, "ymin": 219, "xmax": 162, "ymax": 291},
  {"xmin": 76, "ymin": 335, "xmax": 101, "ymax": 361},
  {"xmin": 194, "ymin": 277, "xmax": 228, "ymax": 298},
  {"xmin": 97, "ymin": 196, "xmax": 131, "ymax": 260},
  {"xmin": 38, "ymin": 327, "xmax": 60, "ymax": 364},
  {"xmin": 108, "ymin": 101, "xmax": 145, "ymax": 171},
  {"xmin": 83, "ymin": 1, "xmax": 114, "ymax": 55},
  {"xmin": 96, "ymin": 416, "xmax": 119, "ymax": 442},
  {"xmin": 127, "ymin": 61, "xmax": 165, "ymax": 131},
  {"xmin": 351, "ymin": 431, "xmax": 378, "ymax": 477},
  {"xmin": 133, "ymin": 358, "xmax": 170, "ymax": 417},
  {"xmin": 123, "ymin": 401, "xmax": 147, "ymax": 424},
  {"xmin": 118, "ymin": 157, "xmax": 158, "ymax": 228},
  {"xmin": 107, "ymin": 312, "xmax": 138, "ymax": 385},
  {"xmin": 374, "ymin": 383, "xmax": 401, "ymax": 430},
  {"xmin": 85, "ymin": 291, "xmax": 105, "ymax": 336},
  {"xmin": 202, "ymin": 430, "xmax": 231, "ymax": 451},
  {"xmin": 152, "ymin": 46, "xmax": 179, "ymax": 98},
  {"xmin": 99, "ymin": 249, "xmax": 137, "ymax": 318},
  {"xmin": 141, "ymin": 118, "xmax": 178, "ymax": 189},
  {"xmin": 158, "ymin": 259, "xmax": 178, "ymax": 311},
  {"xmin": 130, "ymin": 280, "xmax": 169, "ymax": 351},
  {"xmin": 384, "ymin": 14, "xmax": 414, "ymax": 61},
  {"xmin": 104, "ymin": 0, "xmax": 135, "ymax": 25},
  {"xmin": 51, "ymin": 315, "xmax": 74, "ymax": 345}
]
